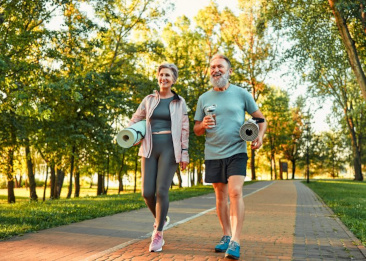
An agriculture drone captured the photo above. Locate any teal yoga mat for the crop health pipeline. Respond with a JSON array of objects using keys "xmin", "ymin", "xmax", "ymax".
[{"xmin": 117, "ymin": 120, "xmax": 146, "ymax": 148}]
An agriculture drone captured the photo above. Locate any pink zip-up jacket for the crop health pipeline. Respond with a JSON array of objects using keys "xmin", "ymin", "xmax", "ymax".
[{"xmin": 128, "ymin": 90, "xmax": 189, "ymax": 163}]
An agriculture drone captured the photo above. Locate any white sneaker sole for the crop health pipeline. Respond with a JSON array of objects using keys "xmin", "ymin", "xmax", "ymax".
[{"xmin": 149, "ymin": 240, "xmax": 165, "ymax": 252}]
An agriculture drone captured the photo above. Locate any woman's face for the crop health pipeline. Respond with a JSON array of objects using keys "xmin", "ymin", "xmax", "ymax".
[{"xmin": 158, "ymin": 68, "xmax": 175, "ymax": 89}]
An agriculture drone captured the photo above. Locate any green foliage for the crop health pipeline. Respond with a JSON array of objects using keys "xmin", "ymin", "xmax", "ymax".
[
  {"xmin": 305, "ymin": 180, "xmax": 366, "ymax": 246},
  {"xmin": 0, "ymin": 185, "xmax": 214, "ymax": 240},
  {"xmin": 261, "ymin": 86, "xmax": 293, "ymax": 178},
  {"xmin": 1, "ymin": 0, "xmax": 363, "ymax": 202}
]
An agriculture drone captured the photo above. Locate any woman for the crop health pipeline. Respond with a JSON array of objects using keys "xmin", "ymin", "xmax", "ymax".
[{"xmin": 128, "ymin": 63, "xmax": 189, "ymax": 252}]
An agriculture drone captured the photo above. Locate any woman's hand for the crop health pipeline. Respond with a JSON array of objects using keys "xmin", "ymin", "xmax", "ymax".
[
  {"xmin": 133, "ymin": 140, "xmax": 142, "ymax": 146},
  {"xmin": 180, "ymin": 161, "xmax": 188, "ymax": 171}
]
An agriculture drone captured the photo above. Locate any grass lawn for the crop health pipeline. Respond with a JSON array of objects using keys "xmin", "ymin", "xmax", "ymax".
[{"xmin": 304, "ymin": 180, "xmax": 366, "ymax": 246}]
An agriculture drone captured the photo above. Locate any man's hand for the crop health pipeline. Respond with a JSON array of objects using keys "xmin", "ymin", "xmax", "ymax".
[
  {"xmin": 251, "ymin": 135, "xmax": 263, "ymax": 150},
  {"xmin": 203, "ymin": 115, "xmax": 216, "ymax": 129},
  {"xmin": 194, "ymin": 115, "xmax": 215, "ymax": 136},
  {"xmin": 250, "ymin": 109, "xmax": 267, "ymax": 149}
]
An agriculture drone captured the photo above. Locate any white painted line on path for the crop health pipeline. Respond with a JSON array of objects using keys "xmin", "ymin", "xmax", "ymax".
[{"xmin": 85, "ymin": 181, "xmax": 274, "ymax": 260}]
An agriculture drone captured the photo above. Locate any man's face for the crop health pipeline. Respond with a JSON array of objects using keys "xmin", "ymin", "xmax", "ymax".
[{"xmin": 209, "ymin": 58, "xmax": 232, "ymax": 88}]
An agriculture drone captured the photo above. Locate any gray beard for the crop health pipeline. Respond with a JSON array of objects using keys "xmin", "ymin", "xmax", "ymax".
[{"xmin": 210, "ymin": 71, "xmax": 230, "ymax": 88}]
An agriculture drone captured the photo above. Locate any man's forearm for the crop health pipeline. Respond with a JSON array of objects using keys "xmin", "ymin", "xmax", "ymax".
[{"xmin": 258, "ymin": 121, "xmax": 267, "ymax": 139}]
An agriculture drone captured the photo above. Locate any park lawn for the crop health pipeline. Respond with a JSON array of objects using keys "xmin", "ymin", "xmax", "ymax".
[
  {"xmin": 1, "ymin": 183, "xmax": 238, "ymax": 241},
  {"xmin": 304, "ymin": 180, "xmax": 366, "ymax": 246}
]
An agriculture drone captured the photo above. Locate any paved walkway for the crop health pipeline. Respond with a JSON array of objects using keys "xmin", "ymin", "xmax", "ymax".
[{"xmin": 1, "ymin": 180, "xmax": 366, "ymax": 261}]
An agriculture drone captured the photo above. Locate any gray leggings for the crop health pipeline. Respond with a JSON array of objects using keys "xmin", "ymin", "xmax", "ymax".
[{"xmin": 141, "ymin": 134, "xmax": 178, "ymax": 231}]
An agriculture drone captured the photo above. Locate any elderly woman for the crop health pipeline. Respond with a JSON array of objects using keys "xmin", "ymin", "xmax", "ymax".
[{"xmin": 128, "ymin": 63, "xmax": 189, "ymax": 252}]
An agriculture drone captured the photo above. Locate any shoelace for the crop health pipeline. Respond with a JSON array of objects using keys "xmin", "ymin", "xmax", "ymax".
[
  {"xmin": 228, "ymin": 241, "xmax": 239, "ymax": 250},
  {"xmin": 152, "ymin": 234, "xmax": 162, "ymax": 245},
  {"xmin": 220, "ymin": 236, "xmax": 230, "ymax": 244}
]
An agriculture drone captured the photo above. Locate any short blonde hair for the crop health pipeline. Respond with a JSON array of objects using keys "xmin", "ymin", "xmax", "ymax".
[{"xmin": 157, "ymin": 63, "xmax": 179, "ymax": 83}]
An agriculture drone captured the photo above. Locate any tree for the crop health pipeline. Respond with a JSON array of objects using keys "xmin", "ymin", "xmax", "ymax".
[
  {"xmin": 0, "ymin": 0, "xmax": 60, "ymax": 202},
  {"xmin": 313, "ymin": 130, "xmax": 348, "ymax": 178},
  {"xmin": 328, "ymin": 0, "xmax": 366, "ymax": 101},
  {"xmin": 265, "ymin": 0, "xmax": 364, "ymax": 180},
  {"xmin": 261, "ymin": 87, "xmax": 292, "ymax": 179}
]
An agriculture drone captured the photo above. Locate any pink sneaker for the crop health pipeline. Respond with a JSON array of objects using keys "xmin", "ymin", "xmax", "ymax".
[
  {"xmin": 149, "ymin": 232, "xmax": 164, "ymax": 252},
  {"xmin": 152, "ymin": 216, "xmax": 170, "ymax": 240}
]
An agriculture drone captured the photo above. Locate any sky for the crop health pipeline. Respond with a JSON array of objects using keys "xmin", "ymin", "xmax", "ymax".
[{"xmin": 168, "ymin": 0, "xmax": 238, "ymax": 20}]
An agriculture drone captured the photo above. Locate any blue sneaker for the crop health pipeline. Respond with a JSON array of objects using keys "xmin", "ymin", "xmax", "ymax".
[
  {"xmin": 225, "ymin": 241, "xmax": 240, "ymax": 260},
  {"xmin": 214, "ymin": 235, "xmax": 231, "ymax": 252}
]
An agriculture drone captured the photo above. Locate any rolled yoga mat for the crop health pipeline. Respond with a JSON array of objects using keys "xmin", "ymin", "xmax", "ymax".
[
  {"xmin": 116, "ymin": 120, "xmax": 146, "ymax": 148},
  {"xmin": 239, "ymin": 118, "xmax": 264, "ymax": 142}
]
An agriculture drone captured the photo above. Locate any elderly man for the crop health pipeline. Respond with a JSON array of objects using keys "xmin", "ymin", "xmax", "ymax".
[{"xmin": 194, "ymin": 54, "xmax": 267, "ymax": 260}]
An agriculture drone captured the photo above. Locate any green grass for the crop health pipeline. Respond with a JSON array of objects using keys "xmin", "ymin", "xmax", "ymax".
[
  {"xmin": 304, "ymin": 180, "xmax": 366, "ymax": 246},
  {"xmin": 0, "ymin": 184, "xmax": 219, "ymax": 241}
]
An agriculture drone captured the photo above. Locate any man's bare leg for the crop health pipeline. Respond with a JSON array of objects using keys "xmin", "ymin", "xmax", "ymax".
[
  {"xmin": 227, "ymin": 175, "xmax": 245, "ymax": 244},
  {"xmin": 213, "ymin": 182, "xmax": 231, "ymax": 236}
]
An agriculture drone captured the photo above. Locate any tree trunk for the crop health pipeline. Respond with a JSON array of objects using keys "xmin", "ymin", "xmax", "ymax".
[
  {"xmin": 352, "ymin": 149, "xmax": 363, "ymax": 181},
  {"xmin": 50, "ymin": 164, "xmax": 56, "ymax": 199},
  {"xmin": 118, "ymin": 152, "xmax": 126, "ymax": 193},
  {"xmin": 134, "ymin": 150, "xmax": 138, "ymax": 193},
  {"xmin": 6, "ymin": 147, "xmax": 16, "ymax": 203},
  {"xmin": 176, "ymin": 167, "xmax": 182, "ymax": 188},
  {"xmin": 191, "ymin": 165, "xmax": 196, "ymax": 186},
  {"xmin": 43, "ymin": 166, "xmax": 48, "ymax": 202},
  {"xmin": 105, "ymin": 154, "xmax": 109, "ymax": 194},
  {"xmin": 273, "ymin": 154, "xmax": 277, "ymax": 179},
  {"xmin": 67, "ymin": 145, "xmax": 76, "ymax": 198},
  {"xmin": 97, "ymin": 173, "xmax": 103, "ymax": 195},
  {"xmin": 197, "ymin": 159, "xmax": 202, "ymax": 184},
  {"xmin": 251, "ymin": 149, "xmax": 256, "ymax": 180},
  {"xmin": 74, "ymin": 170, "xmax": 80, "ymax": 197},
  {"xmin": 328, "ymin": 0, "xmax": 366, "ymax": 101},
  {"xmin": 25, "ymin": 145, "xmax": 38, "ymax": 201},
  {"xmin": 8, "ymin": 180, "xmax": 15, "ymax": 204},
  {"xmin": 291, "ymin": 159, "xmax": 296, "ymax": 179},
  {"xmin": 119, "ymin": 175, "xmax": 123, "ymax": 193},
  {"xmin": 55, "ymin": 169, "xmax": 65, "ymax": 199},
  {"xmin": 279, "ymin": 159, "xmax": 283, "ymax": 180},
  {"xmin": 271, "ymin": 152, "xmax": 277, "ymax": 179},
  {"xmin": 344, "ymin": 110, "xmax": 363, "ymax": 181}
]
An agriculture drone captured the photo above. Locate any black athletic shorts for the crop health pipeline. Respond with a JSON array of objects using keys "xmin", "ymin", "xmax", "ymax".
[{"xmin": 204, "ymin": 153, "xmax": 248, "ymax": 184}]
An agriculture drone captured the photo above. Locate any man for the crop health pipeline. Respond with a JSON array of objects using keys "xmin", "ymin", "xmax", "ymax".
[{"xmin": 194, "ymin": 54, "xmax": 267, "ymax": 260}]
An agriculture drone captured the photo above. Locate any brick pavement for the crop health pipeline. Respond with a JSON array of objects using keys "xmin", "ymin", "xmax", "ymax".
[{"xmin": 1, "ymin": 180, "xmax": 365, "ymax": 261}]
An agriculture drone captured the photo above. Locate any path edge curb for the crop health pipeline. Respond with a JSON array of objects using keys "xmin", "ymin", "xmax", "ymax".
[{"xmin": 304, "ymin": 183, "xmax": 366, "ymax": 258}]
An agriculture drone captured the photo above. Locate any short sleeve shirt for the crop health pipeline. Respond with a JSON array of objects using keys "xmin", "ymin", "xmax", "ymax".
[{"xmin": 194, "ymin": 84, "xmax": 258, "ymax": 160}]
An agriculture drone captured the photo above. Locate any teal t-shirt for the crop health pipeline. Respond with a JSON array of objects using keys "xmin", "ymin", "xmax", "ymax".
[{"xmin": 194, "ymin": 84, "xmax": 258, "ymax": 160}]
